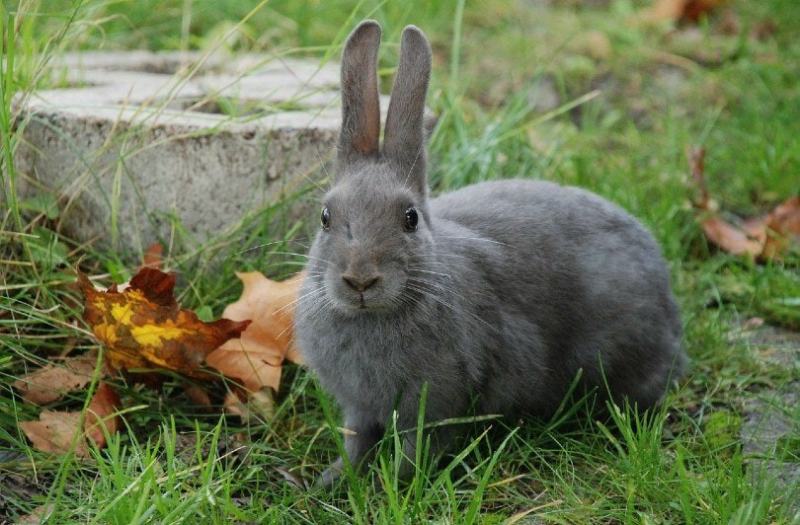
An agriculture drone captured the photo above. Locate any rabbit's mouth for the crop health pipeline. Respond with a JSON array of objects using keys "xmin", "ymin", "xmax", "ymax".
[
  {"xmin": 327, "ymin": 276, "xmax": 406, "ymax": 314},
  {"xmin": 342, "ymin": 290, "xmax": 382, "ymax": 311},
  {"xmin": 323, "ymin": 262, "xmax": 409, "ymax": 314}
]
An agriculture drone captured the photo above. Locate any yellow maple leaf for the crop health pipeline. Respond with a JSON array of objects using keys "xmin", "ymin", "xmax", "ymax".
[{"xmin": 78, "ymin": 269, "xmax": 249, "ymax": 377}]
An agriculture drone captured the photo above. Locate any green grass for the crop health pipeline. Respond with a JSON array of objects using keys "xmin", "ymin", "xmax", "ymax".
[{"xmin": 2, "ymin": 0, "xmax": 800, "ymax": 522}]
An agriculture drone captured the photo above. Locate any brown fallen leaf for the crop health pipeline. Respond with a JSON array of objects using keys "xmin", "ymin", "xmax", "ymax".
[
  {"xmin": 19, "ymin": 252, "xmax": 304, "ymax": 456},
  {"xmin": 223, "ymin": 390, "xmax": 249, "ymax": 419},
  {"xmin": 20, "ymin": 410, "xmax": 88, "ymax": 456},
  {"xmin": 741, "ymin": 317, "xmax": 765, "ymax": 331},
  {"xmin": 681, "ymin": 0, "xmax": 726, "ymax": 22},
  {"xmin": 689, "ymin": 147, "xmax": 758, "ymax": 255},
  {"xmin": 700, "ymin": 216, "xmax": 762, "ymax": 257},
  {"xmin": 84, "ymin": 382, "xmax": 121, "ymax": 448},
  {"xmin": 13, "ymin": 352, "xmax": 100, "ymax": 405},
  {"xmin": 184, "ymin": 384, "xmax": 212, "ymax": 407},
  {"xmin": 223, "ymin": 389, "xmax": 275, "ymax": 421},
  {"xmin": 752, "ymin": 18, "xmax": 777, "ymax": 42},
  {"xmin": 274, "ymin": 466, "xmax": 308, "ymax": 491},
  {"xmin": 573, "ymin": 30, "xmax": 612, "ymax": 61},
  {"xmin": 206, "ymin": 271, "xmax": 305, "ymax": 393},
  {"xmin": 112, "ymin": 242, "xmax": 164, "ymax": 294},
  {"xmin": 642, "ymin": 0, "xmax": 726, "ymax": 24},
  {"xmin": 688, "ymin": 146, "xmax": 800, "ymax": 260},
  {"xmin": 142, "ymin": 242, "xmax": 164, "ymax": 269},
  {"xmin": 20, "ymin": 382, "xmax": 121, "ymax": 456},
  {"xmin": 762, "ymin": 197, "xmax": 800, "ymax": 259},
  {"xmin": 17, "ymin": 504, "xmax": 55, "ymax": 525},
  {"xmin": 79, "ymin": 268, "xmax": 250, "ymax": 377}
]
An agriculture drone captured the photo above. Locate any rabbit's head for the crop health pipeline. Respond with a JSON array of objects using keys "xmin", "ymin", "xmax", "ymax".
[{"xmin": 311, "ymin": 21, "xmax": 434, "ymax": 314}]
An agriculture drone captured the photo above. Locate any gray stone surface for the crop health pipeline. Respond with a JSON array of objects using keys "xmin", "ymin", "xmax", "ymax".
[
  {"xmin": 741, "ymin": 385, "xmax": 800, "ymax": 489},
  {"xmin": 736, "ymin": 322, "xmax": 800, "ymax": 369},
  {"xmin": 14, "ymin": 51, "xmax": 434, "ymax": 251},
  {"xmin": 736, "ymin": 322, "xmax": 800, "ymax": 504}
]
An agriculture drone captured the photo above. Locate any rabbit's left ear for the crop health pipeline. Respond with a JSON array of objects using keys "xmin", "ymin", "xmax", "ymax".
[
  {"xmin": 338, "ymin": 20, "xmax": 382, "ymax": 165},
  {"xmin": 383, "ymin": 25, "xmax": 432, "ymax": 195}
]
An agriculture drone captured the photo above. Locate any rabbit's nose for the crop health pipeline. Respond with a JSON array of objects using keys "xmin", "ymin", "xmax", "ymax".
[{"xmin": 342, "ymin": 274, "xmax": 380, "ymax": 292}]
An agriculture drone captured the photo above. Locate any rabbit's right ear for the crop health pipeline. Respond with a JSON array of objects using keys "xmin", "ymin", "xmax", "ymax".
[
  {"xmin": 382, "ymin": 26, "xmax": 432, "ymax": 196},
  {"xmin": 338, "ymin": 20, "xmax": 382, "ymax": 165}
]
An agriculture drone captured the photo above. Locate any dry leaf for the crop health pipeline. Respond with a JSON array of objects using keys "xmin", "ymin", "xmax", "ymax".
[
  {"xmin": 79, "ymin": 268, "xmax": 250, "ymax": 377},
  {"xmin": 752, "ymin": 19, "xmax": 777, "ymax": 42},
  {"xmin": 206, "ymin": 272, "xmax": 305, "ymax": 393},
  {"xmin": 642, "ymin": 0, "xmax": 685, "ymax": 23},
  {"xmin": 20, "ymin": 382, "xmax": 121, "ymax": 456},
  {"xmin": 184, "ymin": 384, "xmax": 212, "ymax": 407},
  {"xmin": 700, "ymin": 216, "xmax": 763, "ymax": 257},
  {"xmin": 762, "ymin": 197, "xmax": 800, "ymax": 259},
  {"xmin": 223, "ymin": 389, "xmax": 275, "ymax": 421},
  {"xmin": 84, "ymin": 382, "xmax": 121, "ymax": 448},
  {"xmin": 573, "ymin": 30, "xmax": 612, "ymax": 61},
  {"xmin": 20, "ymin": 411, "xmax": 88, "ymax": 456},
  {"xmin": 248, "ymin": 390, "xmax": 276, "ymax": 420},
  {"xmin": 112, "ymin": 242, "xmax": 163, "ymax": 294},
  {"xmin": 689, "ymin": 147, "xmax": 762, "ymax": 256},
  {"xmin": 17, "ymin": 504, "xmax": 55, "ymax": 524},
  {"xmin": 689, "ymin": 147, "xmax": 800, "ymax": 260},
  {"xmin": 142, "ymin": 242, "xmax": 164, "ymax": 269},
  {"xmin": 223, "ymin": 390, "xmax": 249, "ymax": 419},
  {"xmin": 13, "ymin": 352, "xmax": 100, "ymax": 405},
  {"xmin": 681, "ymin": 0, "xmax": 727, "ymax": 23},
  {"xmin": 274, "ymin": 466, "xmax": 308, "ymax": 490},
  {"xmin": 20, "ymin": 254, "xmax": 304, "ymax": 456},
  {"xmin": 642, "ymin": 0, "xmax": 726, "ymax": 24},
  {"xmin": 742, "ymin": 317, "xmax": 765, "ymax": 331}
]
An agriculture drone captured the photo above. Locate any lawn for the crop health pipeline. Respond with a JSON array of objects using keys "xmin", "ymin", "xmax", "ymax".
[{"xmin": 2, "ymin": 0, "xmax": 799, "ymax": 523}]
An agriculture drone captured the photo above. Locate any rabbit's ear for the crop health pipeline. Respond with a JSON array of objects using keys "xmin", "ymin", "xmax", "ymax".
[
  {"xmin": 383, "ymin": 25, "xmax": 432, "ymax": 194},
  {"xmin": 338, "ymin": 20, "xmax": 382, "ymax": 165}
]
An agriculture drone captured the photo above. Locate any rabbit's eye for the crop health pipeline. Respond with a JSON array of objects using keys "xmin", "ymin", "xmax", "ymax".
[
  {"xmin": 321, "ymin": 207, "xmax": 331, "ymax": 230},
  {"xmin": 404, "ymin": 207, "xmax": 418, "ymax": 232}
]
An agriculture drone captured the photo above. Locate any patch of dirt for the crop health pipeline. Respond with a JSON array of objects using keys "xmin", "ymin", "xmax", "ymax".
[{"xmin": 0, "ymin": 459, "xmax": 52, "ymax": 521}]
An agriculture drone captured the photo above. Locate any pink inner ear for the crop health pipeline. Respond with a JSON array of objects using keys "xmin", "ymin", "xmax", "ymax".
[{"xmin": 353, "ymin": 74, "xmax": 380, "ymax": 155}]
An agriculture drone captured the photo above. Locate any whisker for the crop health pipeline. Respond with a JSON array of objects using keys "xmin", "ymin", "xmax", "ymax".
[
  {"xmin": 436, "ymin": 236, "xmax": 511, "ymax": 247},
  {"xmin": 275, "ymin": 285, "xmax": 327, "ymax": 316},
  {"xmin": 264, "ymin": 250, "xmax": 336, "ymax": 267},
  {"xmin": 237, "ymin": 239, "xmax": 306, "ymax": 255},
  {"xmin": 408, "ymin": 268, "xmax": 452, "ymax": 278},
  {"xmin": 404, "ymin": 278, "xmax": 496, "ymax": 333}
]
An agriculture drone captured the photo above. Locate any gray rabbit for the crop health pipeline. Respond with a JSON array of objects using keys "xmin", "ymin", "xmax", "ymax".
[{"xmin": 294, "ymin": 21, "xmax": 686, "ymax": 487}]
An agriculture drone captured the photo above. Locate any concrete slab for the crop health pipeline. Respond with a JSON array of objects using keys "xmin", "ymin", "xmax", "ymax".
[{"xmin": 14, "ymin": 50, "xmax": 433, "ymax": 252}]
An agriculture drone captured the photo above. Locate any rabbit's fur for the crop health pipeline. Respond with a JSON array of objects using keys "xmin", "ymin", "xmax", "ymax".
[{"xmin": 295, "ymin": 21, "xmax": 686, "ymax": 486}]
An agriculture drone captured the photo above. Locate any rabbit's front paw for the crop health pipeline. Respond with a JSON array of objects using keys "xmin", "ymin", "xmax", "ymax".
[{"xmin": 314, "ymin": 456, "xmax": 344, "ymax": 489}]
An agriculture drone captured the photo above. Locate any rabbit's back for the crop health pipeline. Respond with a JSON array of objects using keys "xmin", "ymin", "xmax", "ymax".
[{"xmin": 431, "ymin": 179, "xmax": 684, "ymax": 411}]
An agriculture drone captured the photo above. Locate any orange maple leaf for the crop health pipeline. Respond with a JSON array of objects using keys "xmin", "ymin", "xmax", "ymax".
[{"xmin": 206, "ymin": 271, "xmax": 305, "ymax": 392}]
